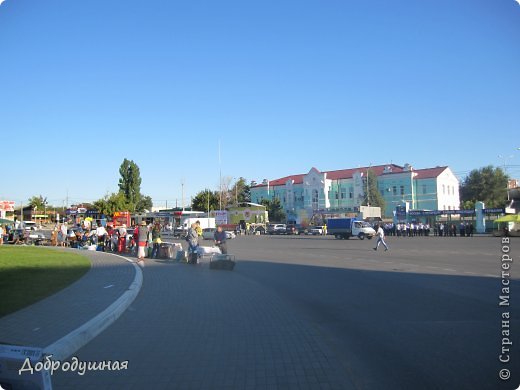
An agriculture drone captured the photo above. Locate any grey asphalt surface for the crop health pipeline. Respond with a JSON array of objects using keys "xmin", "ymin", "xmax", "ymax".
[{"xmin": 50, "ymin": 234, "xmax": 519, "ymax": 389}]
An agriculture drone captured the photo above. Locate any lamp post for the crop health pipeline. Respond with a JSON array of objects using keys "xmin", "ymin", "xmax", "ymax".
[
  {"xmin": 181, "ymin": 179, "xmax": 185, "ymax": 211},
  {"xmin": 498, "ymin": 154, "xmax": 514, "ymax": 173}
]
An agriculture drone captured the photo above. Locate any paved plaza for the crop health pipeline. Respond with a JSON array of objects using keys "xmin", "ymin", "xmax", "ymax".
[{"xmin": 1, "ymin": 235, "xmax": 519, "ymax": 389}]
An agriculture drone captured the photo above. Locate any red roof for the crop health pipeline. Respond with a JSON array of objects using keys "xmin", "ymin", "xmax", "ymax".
[
  {"xmin": 253, "ymin": 174, "xmax": 306, "ymax": 188},
  {"xmin": 252, "ymin": 164, "xmax": 410, "ymax": 188},
  {"xmin": 412, "ymin": 166, "xmax": 448, "ymax": 179},
  {"xmin": 325, "ymin": 164, "xmax": 404, "ymax": 180}
]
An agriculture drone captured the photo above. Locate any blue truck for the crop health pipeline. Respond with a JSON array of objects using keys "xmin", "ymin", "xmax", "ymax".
[{"xmin": 326, "ymin": 218, "xmax": 376, "ymax": 240}]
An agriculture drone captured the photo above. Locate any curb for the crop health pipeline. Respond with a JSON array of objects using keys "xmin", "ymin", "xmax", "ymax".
[{"xmin": 43, "ymin": 253, "xmax": 143, "ymax": 361}]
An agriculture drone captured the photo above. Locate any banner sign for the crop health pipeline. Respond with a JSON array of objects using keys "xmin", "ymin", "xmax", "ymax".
[
  {"xmin": 154, "ymin": 212, "xmax": 172, "ymax": 217},
  {"xmin": 0, "ymin": 201, "xmax": 15, "ymax": 211},
  {"xmin": 215, "ymin": 210, "xmax": 228, "ymax": 225},
  {"xmin": 444, "ymin": 209, "xmax": 475, "ymax": 215},
  {"xmin": 408, "ymin": 210, "xmax": 442, "ymax": 216},
  {"xmin": 408, "ymin": 209, "xmax": 475, "ymax": 217},
  {"xmin": 483, "ymin": 208, "xmax": 505, "ymax": 214}
]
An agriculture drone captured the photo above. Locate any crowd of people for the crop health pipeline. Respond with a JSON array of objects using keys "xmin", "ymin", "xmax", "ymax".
[
  {"xmin": 380, "ymin": 221, "xmax": 474, "ymax": 237},
  {"xmin": 43, "ymin": 219, "xmax": 228, "ymax": 265}
]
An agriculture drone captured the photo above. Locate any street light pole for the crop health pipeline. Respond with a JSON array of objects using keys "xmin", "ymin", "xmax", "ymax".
[
  {"xmin": 366, "ymin": 164, "xmax": 371, "ymax": 207},
  {"xmin": 181, "ymin": 180, "xmax": 185, "ymax": 211}
]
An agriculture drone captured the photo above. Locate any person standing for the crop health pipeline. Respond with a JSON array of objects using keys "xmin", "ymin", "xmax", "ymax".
[
  {"xmin": 150, "ymin": 222, "xmax": 161, "ymax": 258},
  {"xmin": 60, "ymin": 223, "xmax": 68, "ymax": 247},
  {"xmin": 373, "ymin": 224, "xmax": 389, "ymax": 251},
  {"xmin": 137, "ymin": 221, "xmax": 149, "ymax": 260},
  {"xmin": 151, "ymin": 222, "xmax": 162, "ymax": 259},
  {"xmin": 117, "ymin": 224, "xmax": 127, "ymax": 253},
  {"xmin": 186, "ymin": 222, "xmax": 199, "ymax": 264},
  {"xmin": 214, "ymin": 226, "xmax": 228, "ymax": 254},
  {"xmin": 195, "ymin": 220, "xmax": 203, "ymax": 237}
]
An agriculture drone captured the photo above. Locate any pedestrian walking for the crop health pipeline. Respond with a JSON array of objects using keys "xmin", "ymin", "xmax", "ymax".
[{"xmin": 373, "ymin": 224, "xmax": 389, "ymax": 251}]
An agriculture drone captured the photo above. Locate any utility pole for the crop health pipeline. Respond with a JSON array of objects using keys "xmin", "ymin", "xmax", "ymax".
[
  {"xmin": 366, "ymin": 167, "xmax": 370, "ymax": 207},
  {"xmin": 181, "ymin": 180, "xmax": 185, "ymax": 211},
  {"xmin": 219, "ymin": 139, "xmax": 222, "ymax": 210}
]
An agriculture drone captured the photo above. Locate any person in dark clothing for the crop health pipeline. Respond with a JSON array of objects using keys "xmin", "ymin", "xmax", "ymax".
[{"xmin": 214, "ymin": 226, "xmax": 228, "ymax": 254}]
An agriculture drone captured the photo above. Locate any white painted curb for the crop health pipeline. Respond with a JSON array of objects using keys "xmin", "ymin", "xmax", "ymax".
[{"xmin": 43, "ymin": 253, "xmax": 143, "ymax": 361}]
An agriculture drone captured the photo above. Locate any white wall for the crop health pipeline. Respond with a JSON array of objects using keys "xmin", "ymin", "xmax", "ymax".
[{"xmin": 436, "ymin": 168, "xmax": 460, "ymax": 210}]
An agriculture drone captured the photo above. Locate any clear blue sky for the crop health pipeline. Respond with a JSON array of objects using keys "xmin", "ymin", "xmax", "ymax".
[{"xmin": 1, "ymin": 0, "xmax": 519, "ymax": 208}]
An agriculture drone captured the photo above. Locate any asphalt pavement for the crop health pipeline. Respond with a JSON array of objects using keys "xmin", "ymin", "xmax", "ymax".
[{"xmin": 14, "ymin": 234, "xmax": 520, "ymax": 389}]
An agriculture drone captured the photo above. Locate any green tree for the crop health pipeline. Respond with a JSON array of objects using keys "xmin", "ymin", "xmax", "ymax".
[
  {"xmin": 230, "ymin": 177, "xmax": 251, "ymax": 204},
  {"xmin": 118, "ymin": 159, "xmax": 142, "ymax": 210},
  {"xmin": 192, "ymin": 189, "xmax": 219, "ymax": 212},
  {"xmin": 93, "ymin": 193, "xmax": 131, "ymax": 216},
  {"xmin": 28, "ymin": 195, "xmax": 47, "ymax": 210},
  {"xmin": 135, "ymin": 195, "xmax": 153, "ymax": 212},
  {"xmin": 363, "ymin": 169, "xmax": 385, "ymax": 213},
  {"xmin": 261, "ymin": 198, "xmax": 286, "ymax": 223},
  {"xmin": 460, "ymin": 166, "xmax": 509, "ymax": 208}
]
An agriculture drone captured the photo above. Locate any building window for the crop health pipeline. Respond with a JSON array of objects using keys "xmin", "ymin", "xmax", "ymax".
[
  {"xmin": 422, "ymin": 185, "xmax": 427, "ymax": 195},
  {"xmin": 312, "ymin": 189, "xmax": 319, "ymax": 209},
  {"xmin": 348, "ymin": 187, "xmax": 352, "ymax": 199},
  {"xmin": 443, "ymin": 184, "xmax": 445, "ymax": 195},
  {"xmin": 392, "ymin": 186, "xmax": 397, "ymax": 195},
  {"xmin": 400, "ymin": 185, "xmax": 404, "ymax": 195},
  {"xmin": 341, "ymin": 188, "xmax": 347, "ymax": 199}
]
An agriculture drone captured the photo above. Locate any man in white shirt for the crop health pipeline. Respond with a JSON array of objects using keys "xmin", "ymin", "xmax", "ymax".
[
  {"xmin": 96, "ymin": 224, "xmax": 108, "ymax": 247},
  {"xmin": 373, "ymin": 224, "xmax": 389, "ymax": 251},
  {"xmin": 60, "ymin": 223, "xmax": 68, "ymax": 247}
]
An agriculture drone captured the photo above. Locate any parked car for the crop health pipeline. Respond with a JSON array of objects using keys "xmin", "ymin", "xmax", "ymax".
[
  {"xmin": 267, "ymin": 224, "xmax": 287, "ymax": 235},
  {"xmin": 225, "ymin": 231, "xmax": 236, "ymax": 239},
  {"xmin": 202, "ymin": 228, "xmax": 217, "ymax": 240},
  {"xmin": 285, "ymin": 224, "xmax": 297, "ymax": 235},
  {"xmin": 286, "ymin": 224, "xmax": 306, "ymax": 235},
  {"xmin": 202, "ymin": 228, "xmax": 235, "ymax": 240},
  {"xmin": 22, "ymin": 221, "xmax": 37, "ymax": 231},
  {"xmin": 308, "ymin": 226, "xmax": 324, "ymax": 235}
]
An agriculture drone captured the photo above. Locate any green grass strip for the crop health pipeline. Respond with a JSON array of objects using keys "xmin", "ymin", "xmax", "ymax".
[{"xmin": 0, "ymin": 247, "xmax": 91, "ymax": 317}]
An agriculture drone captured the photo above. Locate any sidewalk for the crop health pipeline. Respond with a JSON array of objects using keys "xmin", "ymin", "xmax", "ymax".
[
  {"xmin": 52, "ymin": 257, "xmax": 354, "ymax": 390},
  {"xmin": 0, "ymin": 248, "xmax": 141, "ymax": 360}
]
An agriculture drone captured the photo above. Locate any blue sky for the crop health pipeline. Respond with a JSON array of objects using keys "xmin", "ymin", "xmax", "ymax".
[{"xmin": 1, "ymin": 0, "xmax": 519, "ymax": 208}]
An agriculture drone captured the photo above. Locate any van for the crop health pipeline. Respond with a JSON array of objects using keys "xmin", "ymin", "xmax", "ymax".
[{"xmin": 22, "ymin": 221, "xmax": 37, "ymax": 231}]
